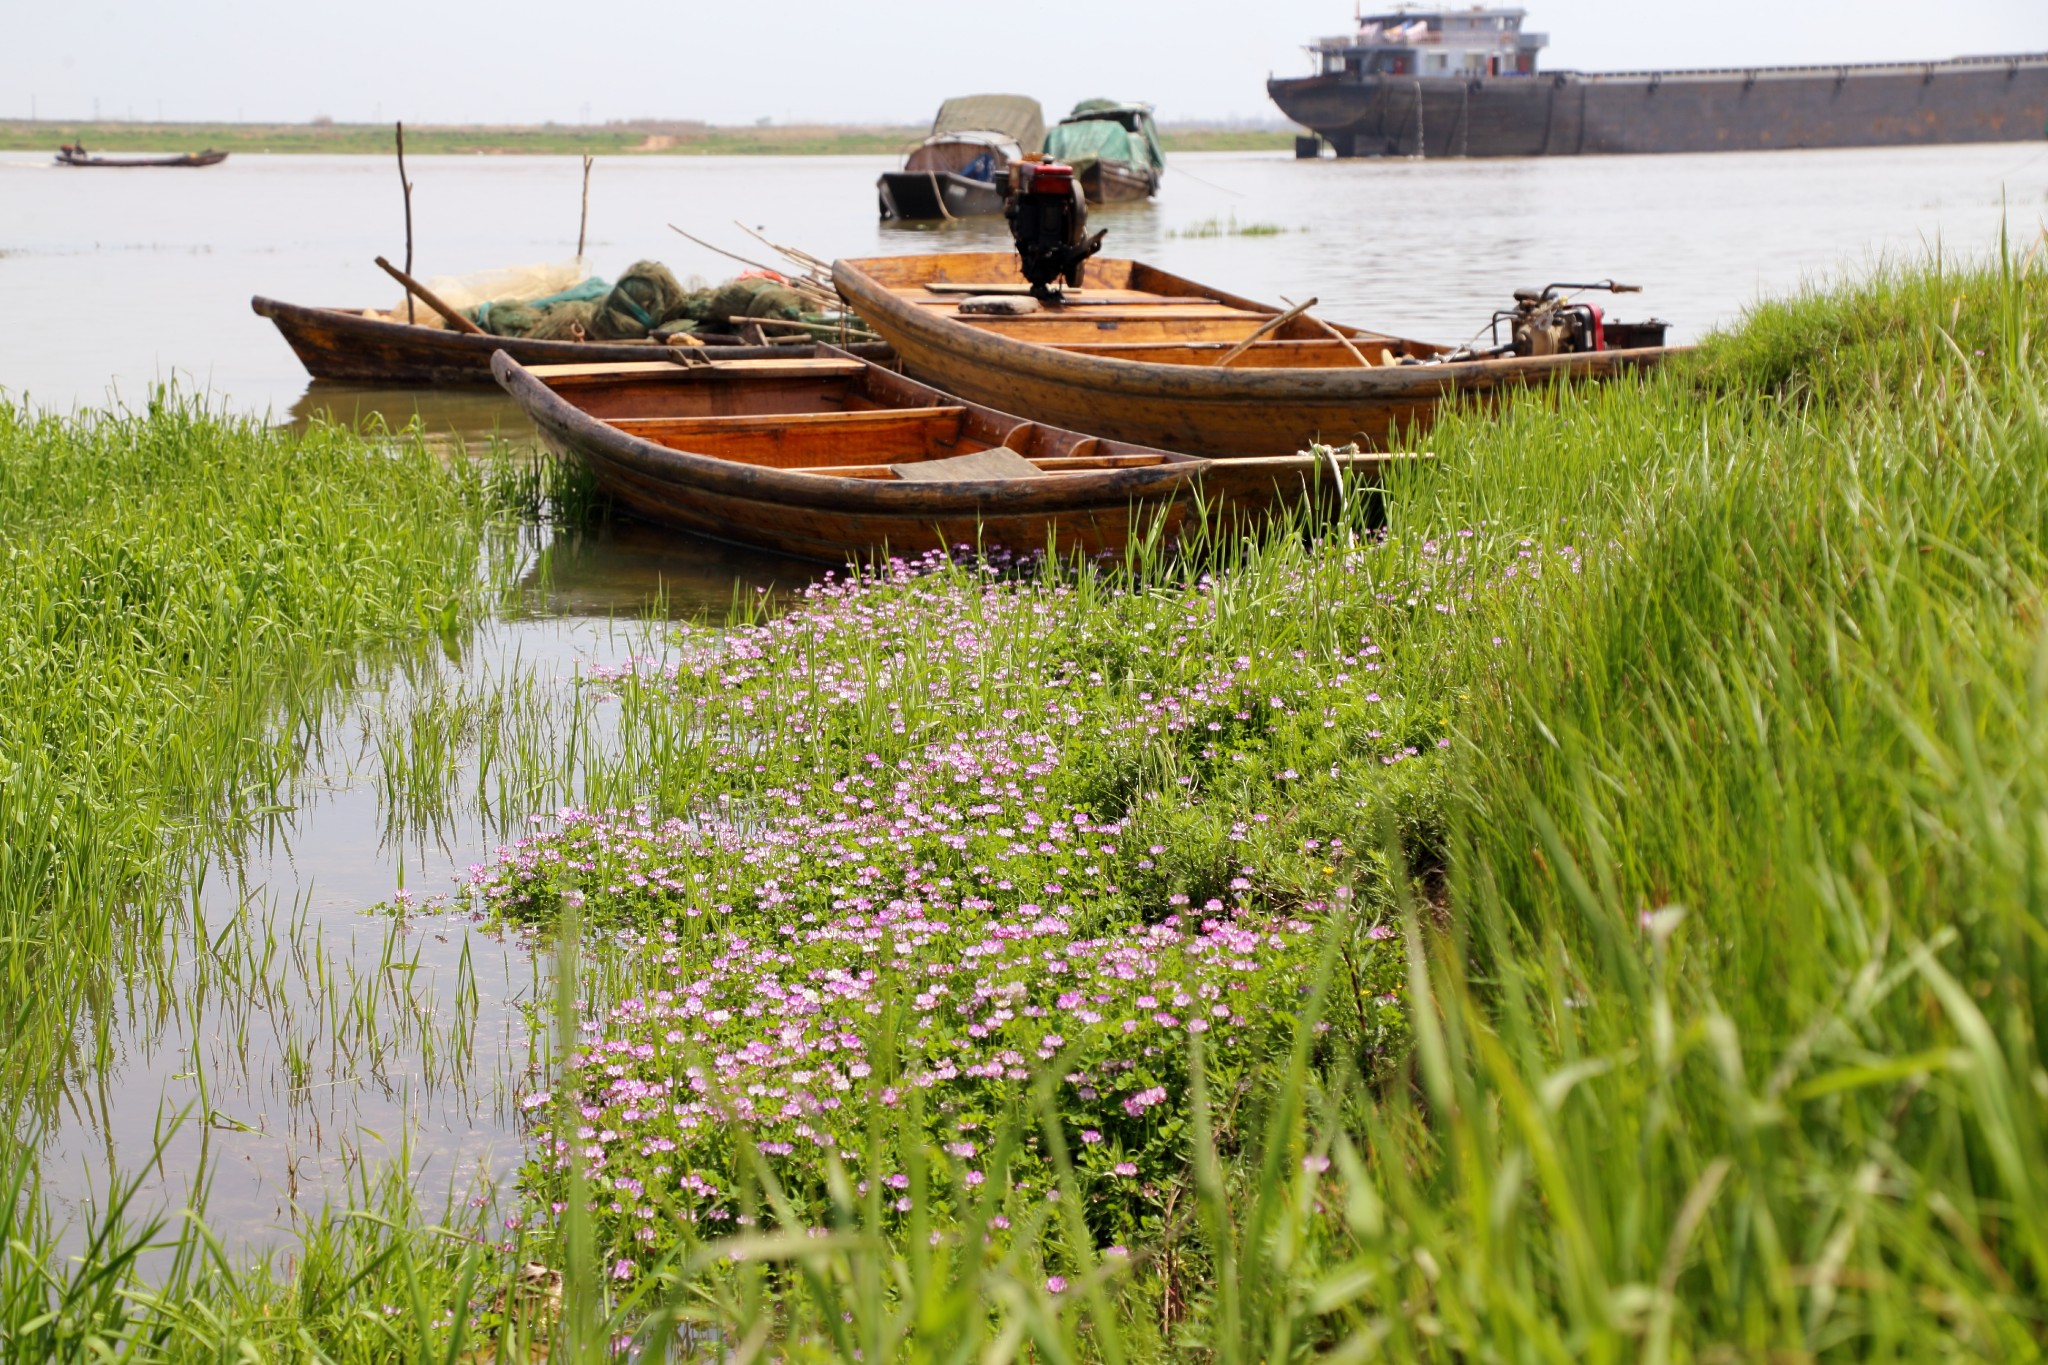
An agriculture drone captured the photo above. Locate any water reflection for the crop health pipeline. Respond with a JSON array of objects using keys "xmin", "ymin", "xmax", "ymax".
[
  {"xmin": 516, "ymin": 519, "xmax": 825, "ymax": 620},
  {"xmin": 288, "ymin": 380, "xmax": 534, "ymax": 450}
]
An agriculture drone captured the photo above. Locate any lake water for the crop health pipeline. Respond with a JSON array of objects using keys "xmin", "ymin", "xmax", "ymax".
[
  {"xmin": 5, "ymin": 144, "xmax": 2046, "ymax": 425},
  {"xmin": 3, "ymin": 143, "xmax": 2046, "ymax": 1259}
]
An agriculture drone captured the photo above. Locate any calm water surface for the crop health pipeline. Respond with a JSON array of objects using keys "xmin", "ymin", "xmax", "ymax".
[{"xmin": 3, "ymin": 144, "xmax": 2045, "ymax": 1256}]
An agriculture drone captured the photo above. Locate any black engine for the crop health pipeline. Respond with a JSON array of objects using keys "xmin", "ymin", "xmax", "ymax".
[{"xmin": 1005, "ymin": 160, "xmax": 1105, "ymax": 304}]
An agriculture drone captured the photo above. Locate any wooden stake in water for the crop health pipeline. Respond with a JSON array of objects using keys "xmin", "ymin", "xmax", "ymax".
[
  {"xmin": 395, "ymin": 121, "xmax": 415, "ymax": 324},
  {"xmin": 577, "ymin": 154, "xmax": 593, "ymax": 260}
]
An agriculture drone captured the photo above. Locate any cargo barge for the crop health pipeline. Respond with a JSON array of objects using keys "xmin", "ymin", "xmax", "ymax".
[{"xmin": 1268, "ymin": 8, "xmax": 2048, "ymax": 159}]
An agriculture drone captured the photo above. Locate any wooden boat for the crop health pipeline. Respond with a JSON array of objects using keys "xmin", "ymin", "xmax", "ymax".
[
  {"xmin": 55, "ymin": 145, "xmax": 227, "ymax": 168},
  {"xmin": 879, "ymin": 95, "xmax": 1043, "ymax": 222},
  {"xmin": 834, "ymin": 253, "xmax": 1676, "ymax": 457},
  {"xmin": 492, "ymin": 346, "xmax": 1400, "ymax": 563},
  {"xmin": 1045, "ymin": 101, "xmax": 1164, "ymax": 204},
  {"xmin": 252, "ymin": 296, "xmax": 893, "ymax": 386}
]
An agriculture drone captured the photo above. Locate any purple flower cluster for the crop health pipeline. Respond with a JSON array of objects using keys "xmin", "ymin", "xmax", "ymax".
[{"xmin": 468, "ymin": 538, "xmax": 1551, "ymax": 1271}]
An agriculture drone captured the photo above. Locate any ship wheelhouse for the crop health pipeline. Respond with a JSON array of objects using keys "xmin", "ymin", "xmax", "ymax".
[{"xmin": 1313, "ymin": 7, "xmax": 1546, "ymax": 80}]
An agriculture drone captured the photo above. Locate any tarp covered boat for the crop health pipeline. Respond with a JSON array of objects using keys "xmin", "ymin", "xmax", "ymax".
[
  {"xmin": 878, "ymin": 94, "xmax": 1045, "ymax": 221},
  {"xmin": 1044, "ymin": 101, "xmax": 1164, "ymax": 203}
]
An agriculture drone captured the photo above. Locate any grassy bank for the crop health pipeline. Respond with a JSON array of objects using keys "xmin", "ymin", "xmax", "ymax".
[
  {"xmin": 0, "ymin": 397, "xmax": 528, "ymax": 1109},
  {"xmin": 9, "ymin": 242, "xmax": 2048, "ymax": 1360},
  {"xmin": 0, "ymin": 119, "xmax": 1295, "ymax": 157}
]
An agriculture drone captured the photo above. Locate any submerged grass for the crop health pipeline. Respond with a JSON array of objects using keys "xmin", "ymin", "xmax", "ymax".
[{"xmin": 11, "ymin": 240, "xmax": 2048, "ymax": 1360}]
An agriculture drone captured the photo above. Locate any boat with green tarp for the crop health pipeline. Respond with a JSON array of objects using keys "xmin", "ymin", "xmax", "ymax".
[{"xmin": 1044, "ymin": 100, "xmax": 1165, "ymax": 203}]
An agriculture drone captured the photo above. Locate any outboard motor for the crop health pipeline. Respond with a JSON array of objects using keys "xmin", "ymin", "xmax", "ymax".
[
  {"xmin": 1005, "ymin": 160, "xmax": 1105, "ymax": 304},
  {"xmin": 1492, "ymin": 281, "xmax": 1661, "ymax": 357}
]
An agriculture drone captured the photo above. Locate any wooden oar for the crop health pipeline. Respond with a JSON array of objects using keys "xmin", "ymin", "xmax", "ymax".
[
  {"xmin": 374, "ymin": 256, "xmax": 486, "ymax": 335},
  {"xmin": 1214, "ymin": 297, "xmax": 1316, "ymax": 367}
]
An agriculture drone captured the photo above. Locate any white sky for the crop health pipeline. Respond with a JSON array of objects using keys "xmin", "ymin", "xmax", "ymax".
[{"xmin": 6, "ymin": 0, "xmax": 2044, "ymax": 127}]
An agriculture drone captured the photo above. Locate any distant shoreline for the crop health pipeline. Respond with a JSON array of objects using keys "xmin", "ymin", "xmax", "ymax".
[{"xmin": 0, "ymin": 119, "xmax": 1296, "ymax": 157}]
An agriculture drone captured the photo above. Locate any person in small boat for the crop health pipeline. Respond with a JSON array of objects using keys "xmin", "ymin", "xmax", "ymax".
[{"xmin": 962, "ymin": 149, "xmax": 997, "ymax": 182}]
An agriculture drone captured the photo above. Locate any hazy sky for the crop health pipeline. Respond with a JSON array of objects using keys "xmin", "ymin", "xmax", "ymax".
[{"xmin": 7, "ymin": 0, "xmax": 2044, "ymax": 127}]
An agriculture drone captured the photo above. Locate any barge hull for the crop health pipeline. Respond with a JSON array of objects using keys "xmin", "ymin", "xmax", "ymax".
[{"xmin": 1270, "ymin": 55, "xmax": 2048, "ymax": 158}]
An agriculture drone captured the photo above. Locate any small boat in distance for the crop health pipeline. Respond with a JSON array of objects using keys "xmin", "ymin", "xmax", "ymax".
[
  {"xmin": 878, "ymin": 95, "xmax": 1044, "ymax": 221},
  {"xmin": 251, "ymin": 296, "xmax": 892, "ymax": 386},
  {"xmin": 1044, "ymin": 101, "xmax": 1165, "ymax": 203},
  {"xmin": 835, "ymin": 253, "xmax": 1675, "ymax": 457},
  {"xmin": 493, "ymin": 346, "xmax": 1397, "ymax": 563},
  {"xmin": 55, "ymin": 143, "xmax": 228, "ymax": 168}
]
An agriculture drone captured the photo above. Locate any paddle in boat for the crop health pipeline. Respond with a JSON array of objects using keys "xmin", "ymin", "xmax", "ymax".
[{"xmin": 491, "ymin": 345, "xmax": 1404, "ymax": 564}]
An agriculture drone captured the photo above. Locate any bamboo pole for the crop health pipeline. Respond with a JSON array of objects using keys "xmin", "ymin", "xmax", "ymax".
[
  {"xmin": 1281, "ymin": 294, "xmax": 1373, "ymax": 367},
  {"xmin": 395, "ymin": 121, "xmax": 414, "ymax": 324},
  {"xmin": 576, "ymin": 154, "xmax": 593, "ymax": 259},
  {"xmin": 1214, "ymin": 297, "xmax": 1316, "ymax": 367}
]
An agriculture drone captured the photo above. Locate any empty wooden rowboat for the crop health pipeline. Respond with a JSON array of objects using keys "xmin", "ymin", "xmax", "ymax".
[
  {"xmin": 251, "ymin": 295, "xmax": 894, "ymax": 386},
  {"xmin": 491, "ymin": 346, "xmax": 1402, "ymax": 564},
  {"xmin": 834, "ymin": 252, "xmax": 1676, "ymax": 457}
]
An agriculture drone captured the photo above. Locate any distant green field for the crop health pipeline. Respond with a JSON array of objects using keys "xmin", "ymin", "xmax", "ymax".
[{"xmin": 0, "ymin": 120, "xmax": 1296, "ymax": 157}]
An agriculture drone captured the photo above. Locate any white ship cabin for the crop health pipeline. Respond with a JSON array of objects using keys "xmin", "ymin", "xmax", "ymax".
[{"xmin": 1313, "ymin": 7, "xmax": 1547, "ymax": 79}]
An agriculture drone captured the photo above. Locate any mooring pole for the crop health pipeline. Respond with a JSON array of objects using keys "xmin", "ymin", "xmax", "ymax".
[
  {"xmin": 577, "ymin": 154, "xmax": 594, "ymax": 260},
  {"xmin": 395, "ymin": 121, "xmax": 415, "ymax": 324}
]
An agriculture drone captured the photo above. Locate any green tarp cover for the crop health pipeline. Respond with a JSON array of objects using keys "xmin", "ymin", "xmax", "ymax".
[
  {"xmin": 931, "ymin": 94, "xmax": 1045, "ymax": 150},
  {"xmin": 1050, "ymin": 100, "xmax": 1164, "ymax": 171}
]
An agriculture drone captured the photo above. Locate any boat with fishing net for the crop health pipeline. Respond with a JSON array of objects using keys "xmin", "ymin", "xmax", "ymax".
[
  {"xmin": 493, "ymin": 345, "xmax": 1397, "ymax": 562},
  {"xmin": 877, "ymin": 95, "xmax": 1045, "ymax": 221},
  {"xmin": 255, "ymin": 260, "xmax": 886, "ymax": 385}
]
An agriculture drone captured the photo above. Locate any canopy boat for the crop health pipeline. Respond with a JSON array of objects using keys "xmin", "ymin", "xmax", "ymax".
[
  {"xmin": 878, "ymin": 95, "xmax": 1045, "ymax": 221},
  {"xmin": 55, "ymin": 144, "xmax": 227, "ymax": 168},
  {"xmin": 252, "ymin": 296, "xmax": 892, "ymax": 385},
  {"xmin": 492, "ymin": 345, "xmax": 1398, "ymax": 563},
  {"xmin": 834, "ymin": 253, "xmax": 1674, "ymax": 457},
  {"xmin": 1044, "ymin": 101, "xmax": 1165, "ymax": 203}
]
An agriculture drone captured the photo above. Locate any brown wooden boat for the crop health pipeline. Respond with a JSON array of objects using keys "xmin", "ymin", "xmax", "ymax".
[
  {"xmin": 252, "ymin": 296, "xmax": 894, "ymax": 386},
  {"xmin": 55, "ymin": 145, "xmax": 228, "ymax": 168},
  {"xmin": 834, "ymin": 253, "xmax": 1675, "ymax": 457},
  {"xmin": 492, "ymin": 346, "xmax": 1400, "ymax": 564}
]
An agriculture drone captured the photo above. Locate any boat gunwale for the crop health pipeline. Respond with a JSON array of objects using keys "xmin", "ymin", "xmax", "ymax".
[
  {"xmin": 252, "ymin": 295, "xmax": 895, "ymax": 376},
  {"xmin": 835, "ymin": 253, "xmax": 1680, "ymax": 400},
  {"xmin": 491, "ymin": 348, "xmax": 1208, "ymax": 516}
]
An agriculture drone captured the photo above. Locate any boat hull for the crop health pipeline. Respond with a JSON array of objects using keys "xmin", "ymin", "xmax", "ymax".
[
  {"xmin": 252, "ymin": 297, "xmax": 892, "ymax": 386},
  {"xmin": 835, "ymin": 254, "xmax": 1670, "ymax": 458},
  {"xmin": 1270, "ymin": 54, "xmax": 2048, "ymax": 158},
  {"xmin": 878, "ymin": 171, "xmax": 1006, "ymax": 220},
  {"xmin": 494, "ymin": 348, "xmax": 1392, "ymax": 562},
  {"xmin": 1078, "ymin": 160, "xmax": 1160, "ymax": 203},
  {"xmin": 55, "ymin": 149, "xmax": 228, "ymax": 167}
]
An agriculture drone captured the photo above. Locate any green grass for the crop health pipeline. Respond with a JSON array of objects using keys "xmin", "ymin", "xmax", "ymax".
[
  {"xmin": 1169, "ymin": 213, "xmax": 1294, "ymax": 239},
  {"xmin": 0, "ymin": 396, "xmax": 527, "ymax": 1104},
  {"xmin": 0, "ymin": 120, "xmax": 1296, "ymax": 158},
  {"xmin": 9, "ymin": 239, "xmax": 2048, "ymax": 1360}
]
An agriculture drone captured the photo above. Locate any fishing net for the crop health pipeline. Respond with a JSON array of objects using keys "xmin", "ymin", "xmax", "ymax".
[
  {"xmin": 528, "ymin": 300, "xmax": 600, "ymax": 341},
  {"xmin": 457, "ymin": 264, "xmax": 793, "ymax": 342},
  {"xmin": 705, "ymin": 277, "xmax": 807, "ymax": 327},
  {"xmin": 586, "ymin": 260, "xmax": 690, "ymax": 340}
]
